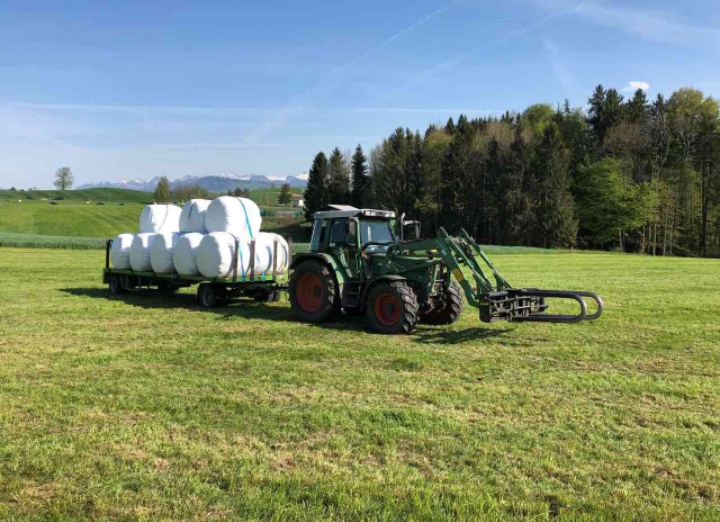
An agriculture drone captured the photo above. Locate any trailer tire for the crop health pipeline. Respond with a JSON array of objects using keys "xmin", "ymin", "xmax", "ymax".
[
  {"xmin": 157, "ymin": 281, "xmax": 178, "ymax": 294},
  {"xmin": 367, "ymin": 280, "xmax": 419, "ymax": 335},
  {"xmin": 254, "ymin": 290, "xmax": 281, "ymax": 303},
  {"xmin": 198, "ymin": 283, "xmax": 219, "ymax": 309},
  {"xmin": 108, "ymin": 275, "xmax": 124, "ymax": 296},
  {"xmin": 290, "ymin": 261, "xmax": 340, "ymax": 322},
  {"xmin": 422, "ymin": 281, "xmax": 464, "ymax": 325}
]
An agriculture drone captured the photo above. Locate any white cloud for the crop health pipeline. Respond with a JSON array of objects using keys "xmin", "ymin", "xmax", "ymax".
[{"xmin": 623, "ymin": 81, "xmax": 651, "ymax": 92}]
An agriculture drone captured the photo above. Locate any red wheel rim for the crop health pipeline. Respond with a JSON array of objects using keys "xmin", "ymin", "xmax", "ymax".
[
  {"xmin": 374, "ymin": 293, "xmax": 401, "ymax": 326},
  {"xmin": 296, "ymin": 273, "xmax": 323, "ymax": 312}
]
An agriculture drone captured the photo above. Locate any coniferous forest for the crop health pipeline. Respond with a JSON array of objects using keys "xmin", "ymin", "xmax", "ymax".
[{"xmin": 304, "ymin": 85, "xmax": 720, "ymax": 257}]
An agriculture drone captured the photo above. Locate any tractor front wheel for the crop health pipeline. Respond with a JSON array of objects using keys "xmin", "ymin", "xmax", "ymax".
[
  {"xmin": 422, "ymin": 281, "xmax": 464, "ymax": 325},
  {"xmin": 289, "ymin": 261, "xmax": 340, "ymax": 322},
  {"xmin": 366, "ymin": 280, "xmax": 419, "ymax": 335}
]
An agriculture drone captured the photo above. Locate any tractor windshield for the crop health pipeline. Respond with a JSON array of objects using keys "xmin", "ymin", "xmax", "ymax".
[{"xmin": 359, "ymin": 220, "xmax": 395, "ymax": 248}]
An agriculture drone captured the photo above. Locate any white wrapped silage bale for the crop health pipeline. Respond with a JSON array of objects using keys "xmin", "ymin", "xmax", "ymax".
[
  {"xmin": 173, "ymin": 233, "xmax": 205, "ymax": 276},
  {"xmin": 179, "ymin": 199, "xmax": 211, "ymax": 233},
  {"xmin": 111, "ymin": 233, "xmax": 134, "ymax": 269},
  {"xmin": 252, "ymin": 232, "xmax": 290, "ymax": 273},
  {"xmin": 139, "ymin": 204, "xmax": 182, "ymax": 234},
  {"xmin": 130, "ymin": 233, "xmax": 157, "ymax": 272},
  {"xmin": 150, "ymin": 233, "xmax": 180, "ymax": 274},
  {"xmin": 197, "ymin": 232, "xmax": 251, "ymax": 279},
  {"xmin": 205, "ymin": 197, "xmax": 261, "ymax": 240}
]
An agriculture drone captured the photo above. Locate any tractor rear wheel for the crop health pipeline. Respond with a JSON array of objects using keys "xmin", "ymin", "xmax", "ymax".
[
  {"xmin": 289, "ymin": 261, "xmax": 340, "ymax": 322},
  {"xmin": 366, "ymin": 280, "xmax": 419, "ymax": 335},
  {"xmin": 422, "ymin": 281, "xmax": 464, "ymax": 325}
]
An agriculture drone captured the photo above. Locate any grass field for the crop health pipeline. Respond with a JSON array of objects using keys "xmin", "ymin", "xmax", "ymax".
[
  {"xmin": 0, "ymin": 249, "xmax": 719, "ymax": 520},
  {"xmin": 0, "ymin": 188, "xmax": 153, "ymax": 202}
]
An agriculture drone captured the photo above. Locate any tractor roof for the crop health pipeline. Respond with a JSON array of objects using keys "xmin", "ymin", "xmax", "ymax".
[{"xmin": 314, "ymin": 205, "xmax": 395, "ymax": 220}]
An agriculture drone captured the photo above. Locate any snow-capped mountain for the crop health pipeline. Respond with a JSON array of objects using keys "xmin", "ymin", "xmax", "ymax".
[{"xmin": 78, "ymin": 173, "xmax": 307, "ymax": 192}]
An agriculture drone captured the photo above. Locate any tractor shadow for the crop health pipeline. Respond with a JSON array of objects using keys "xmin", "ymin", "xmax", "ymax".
[{"xmin": 413, "ymin": 326, "xmax": 513, "ymax": 345}]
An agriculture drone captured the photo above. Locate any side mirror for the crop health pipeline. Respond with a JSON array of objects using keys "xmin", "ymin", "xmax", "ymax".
[{"xmin": 403, "ymin": 221, "xmax": 421, "ymax": 241}]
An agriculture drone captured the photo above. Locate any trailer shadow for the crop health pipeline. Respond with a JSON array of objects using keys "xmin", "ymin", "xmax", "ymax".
[{"xmin": 60, "ymin": 288, "xmax": 369, "ymax": 332}]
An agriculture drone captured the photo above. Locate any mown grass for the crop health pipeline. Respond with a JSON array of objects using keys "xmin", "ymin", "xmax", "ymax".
[
  {"xmin": 0, "ymin": 249, "xmax": 719, "ymax": 520},
  {"xmin": 0, "ymin": 232, "xmax": 106, "ymax": 249}
]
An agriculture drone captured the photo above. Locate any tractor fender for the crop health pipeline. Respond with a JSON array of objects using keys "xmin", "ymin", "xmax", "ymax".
[
  {"xmin": 290, "ymin": 253, "xmax": 345, "ymax": 286},
  {"xmin": 360, "ymin": 275, "xmax": 409, "ymax": 309}
]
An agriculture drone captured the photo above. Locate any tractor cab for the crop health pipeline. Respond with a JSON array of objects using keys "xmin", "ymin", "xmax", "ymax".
[{"xmin": 309, "ymin": 207, "xmax": 397, "ymax": 276}]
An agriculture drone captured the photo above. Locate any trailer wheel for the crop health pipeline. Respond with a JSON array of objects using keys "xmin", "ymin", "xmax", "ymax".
[
  {"xmin": 367, "ymin": 280, "xmax": 419, "ymax": 335},
  {"xmin": 108, "ymin": 275, "xmax": 124, "ymax": 296},
  {"xmin": 253, "ymin": 290, "xmax": 281, "ymax": 303},
  {"xmin": 422, "ymin": 281, "xmax": 464, "ymax": 325},
  {"xmin": 198, "ymin": 283, "xmax": 219, "ymax": 309},
  {"xmin": 289, "ymin": 261, "xmax": 340, "ymax": 322},
  {"xmin": 157, "ymin": 281, "xmax": 178, "ymax": 294}
]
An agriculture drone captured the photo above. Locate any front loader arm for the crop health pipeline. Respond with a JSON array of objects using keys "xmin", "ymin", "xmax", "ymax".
[{"xmin": 433, "ymin": 229, "xmax": 604, "ymax": 324}]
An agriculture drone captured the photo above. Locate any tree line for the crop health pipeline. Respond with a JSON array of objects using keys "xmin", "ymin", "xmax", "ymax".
[{"xmin": 303, "ymin": 85, "xmax": 720, "ymax": 257}]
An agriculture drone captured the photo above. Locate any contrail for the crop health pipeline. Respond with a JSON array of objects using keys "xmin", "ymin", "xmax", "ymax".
[
  {"xmin": 377, "ymin": 2, "xmax": 587, "ymax": 101},
  {"xmin": 242, "ymin": 0, "xmax": 469, "ymax": 145}
]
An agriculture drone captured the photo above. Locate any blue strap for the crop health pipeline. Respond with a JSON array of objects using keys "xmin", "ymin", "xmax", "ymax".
[
  {"xmin": 235, "ymin": 235, "xmax": 246, "ymax": 281},
  {"xmin": 238, "ymin": 198, "xmax": 254, "ymax": 239}
]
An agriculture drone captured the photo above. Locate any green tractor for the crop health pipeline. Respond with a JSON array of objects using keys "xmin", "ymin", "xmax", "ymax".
[{"xmin": 288, "ymin": 206, "xmax": 603, "ymax": 335}]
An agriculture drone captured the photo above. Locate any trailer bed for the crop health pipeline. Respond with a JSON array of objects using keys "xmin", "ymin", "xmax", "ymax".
[{"xmin": 103, "ymin": 238, "xmax": 290, "ymax": 308}]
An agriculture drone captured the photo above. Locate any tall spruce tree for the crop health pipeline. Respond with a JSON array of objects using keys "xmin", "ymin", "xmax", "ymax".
[
  {"xmin": 326, "ymin": 147, "xmax": 350, "ymax": 204},
  {"xmin": 304, "ymin": 152, "xmax": 328, "ymax": 221},
  {"xmin": 627, "ymin": 89, "xmax": 649, "ymax": 123},
  {"xmin": 440, "ymin": 116, "xmax": 473, "ymax": 233},
  {"xmin": 350, "ymin": 144, "xmax": 368, "ymax": 208},
  {"xmin": 531, "ymin": 122, "xmax": 577, "ymax": 247}
]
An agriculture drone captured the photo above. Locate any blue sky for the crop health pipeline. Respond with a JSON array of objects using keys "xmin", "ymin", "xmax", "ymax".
[{"xmin": 1, "ymin": 0, "xmax": 719, "ymax": 188}]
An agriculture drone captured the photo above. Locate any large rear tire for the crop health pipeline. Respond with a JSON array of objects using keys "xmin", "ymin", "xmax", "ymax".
[
  {"xmin": 289, "ymin": 261, "xmax": 340, "ymax": 322},
  {"xmin": 422, "ymin": 281, "xmax": 464, "ymax": 325},
  {"xmin": 366, "ymin": 280, "xmax": 419, "ymax": 335}
]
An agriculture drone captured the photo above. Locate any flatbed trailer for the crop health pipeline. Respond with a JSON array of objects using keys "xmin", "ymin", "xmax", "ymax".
[{"xmin": 103, "ymin": 238, "xmax": 290, "ymax": 309}]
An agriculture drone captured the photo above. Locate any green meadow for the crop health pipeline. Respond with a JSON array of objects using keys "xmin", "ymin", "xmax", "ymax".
[{"xmin": 0, "ymin": 248, "xmax": 718, "ymax": 520}]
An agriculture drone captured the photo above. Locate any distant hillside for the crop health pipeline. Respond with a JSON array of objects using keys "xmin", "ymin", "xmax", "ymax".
[
  {"xmin": 0, "ymin": 188, "xmax": 306, "ymax": 239},
  {"xmin": 0, "ymin": 188, "xmax": 153, "ymax": 203},
  {"xmin": 78, "ymin": 173, "xmax": 308, "ymax": 193},
  {"xmin": 0, "ymin": 200, "xmax": 144, "ymax": 237}
]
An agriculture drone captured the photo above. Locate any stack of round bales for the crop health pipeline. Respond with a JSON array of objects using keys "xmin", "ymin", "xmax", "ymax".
[{"xmin": 109, "ymin": 197, "xmax": 289, "ymax": 279}]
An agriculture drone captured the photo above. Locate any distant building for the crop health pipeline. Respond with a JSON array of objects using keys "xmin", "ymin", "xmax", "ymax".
[{"xmin": 292, "ymin": 194, "xmax": 305, "ymax": 208}]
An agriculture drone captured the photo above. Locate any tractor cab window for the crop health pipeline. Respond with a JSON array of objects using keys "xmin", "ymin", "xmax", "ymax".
[
  {"xmin": 359, "ymin": 220, "xmax": 395, "ymax": 251},
  {"xmin": 328, "ymin": 218, "xmax": 349, "ymax": 246},
  {"xmin": 310, "ymin": 218, "xmax": 326, "ymax": 252}
]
